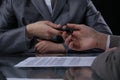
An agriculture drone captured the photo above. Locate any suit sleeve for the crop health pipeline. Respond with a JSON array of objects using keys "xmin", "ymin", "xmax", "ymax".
[
  {"xmin": 0, "ymin": 0, "xmax": 29, "ymax": 55},
  {"xmin": 92, "ymin": 48, "xmax": 120, "ymax": 80},
  {"xmin": 85, "ymin": 0, "xmax": 112, "ymax": 35},
  {"xmin": 109, "ymin": 35, "xmax": 120, "ymax": 48}
]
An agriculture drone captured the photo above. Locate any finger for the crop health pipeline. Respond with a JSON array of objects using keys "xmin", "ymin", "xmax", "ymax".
[
  {"xmin": 36, "ymin": 39, "xmax": 42, "ymax": 42},
  {"xmin": 46, "ymin": 23, "xmax": 63, "ymax": 36},
  {"xmin": 37, "ymin": 43, "xmax": 46, "ymax": 53},
  {"xmin": 72, "ymin": 31, "xmax": 80, "ymax": 39},
  {"xmin": 67, "ymin": 24, "xmax": 80, "ymax": 30},
  {"xmin": 38, "ymin": 43, "xmax": 48, "ymax": 53},
  {"xmin": 56, "ymin": 25, "xmax": 66, "ymax": 31},
  {"xmin": 38, "ymin": 46, "xmax": 46, "ymax": 54},
  {"xmin": 63, "ymin": 25, "xmax": 67, "ymax": 29},
  {"xmin": 69, "ymin": 40, "xmax": 81, "ymax": 51},
  {"xmin": 48, "ymin": 28, "xmax": 63, "ymax": 36},
  {"xmin": 34, "ymin": 43, "xmax": 41, "ymax": 50},
  {"xmin": 34, "ymin": 41, "xmax": 44, "ymax": 51},
  {"xmin": 65, "ymin": 35, "xmax": 72, "ymax": 46},
  {"xmin": 45, "ymin": 21, "xmax": 59, "ymax": 29},
  {"xmin": 57, "ymin": 24, "xmax": 62, "ymax": 28},
  {"xmin": 35, "ymin": 44, "xmax": 43, "ymax": 51},
  {"xmin": 62, "ymin": 31, "xmax": 69, "ymax": 40},
  {"xmin": 69, "ymin": 42, "xmax": 74, "ymax": 49},
  {"xmin": 34, "ymin": 39, "xmax": 43, "ymax": 46}
]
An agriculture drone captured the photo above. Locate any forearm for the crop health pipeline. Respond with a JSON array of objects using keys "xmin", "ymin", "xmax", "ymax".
[{"xmin": 0, "ymin": 27, "xmax": 30, "ymax": 55}]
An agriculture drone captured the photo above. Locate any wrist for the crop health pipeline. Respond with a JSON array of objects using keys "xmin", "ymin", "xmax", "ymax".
[
  {"xmin": 97, "ymin": 32, "xmax": 108, "ymax": 50},
  {"xmin": 26, "ymin": 24, "xmax": 34, "ymax": 38}
]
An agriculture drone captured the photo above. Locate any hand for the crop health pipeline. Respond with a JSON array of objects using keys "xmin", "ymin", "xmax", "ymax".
[
  {"xmin": 62, "ymin": 24, "xmax": 108, "ymax": 51},
  {"xmin": 26, "ymin": 21, "xmax": 62, "ymax": 40},
  {"xmin": 34, "ymin": 40, "xmax": 66, "ymax": 54}
]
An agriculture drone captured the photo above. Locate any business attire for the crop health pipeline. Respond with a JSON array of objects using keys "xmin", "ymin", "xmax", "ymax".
[
  {"xmin": 0, "ymin": 0, "xmax": 112, "ymax": 56},
  {"xmin": 0, "ymin": 0, "xmax": 114, "ymax": 79},
  {"xmin": 92, "ymin": 35, "xmax": 120, "ymax": 80},
  {"xmin": 64, "ymin": 35, "xmax": 120, "ymax": 80}
]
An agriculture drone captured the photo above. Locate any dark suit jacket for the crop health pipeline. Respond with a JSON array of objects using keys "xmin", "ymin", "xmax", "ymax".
[
  {"xmin": 0, "ymin": 0, "xmax": 112, "ymax": 56},
  {"xmin": 92, "ymin": 48, "xmax": 120, "ymax": 80},
  {"xmin": 92, "ymin": 36, "xmax": 120, "ymax": 80}
]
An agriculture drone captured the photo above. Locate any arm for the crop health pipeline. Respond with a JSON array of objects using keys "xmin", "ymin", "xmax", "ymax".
[
  {"xmin": 33, "ymin": 25, "xmax": 66, "ymax": 55},
  {"xmin": 0, "ymin": 0, "xmax": 63, "ymax": 55},
  {"xmin": 62, "ymin": 24, "xmax": 120, "ymax": 52},
  {"xmin": 62, "ymin": 24, "xmax": 108, "ymax": 51},
  {"xmin": 92, "ymin": 47, "xmax": 120, "ymax": 80},
  {"xmin": 0, "ymin": 0, "xmax": 29, "ymax": 55},
  {"xmin": 85, "ymin": 0, "xmax": 112, "ymax": 34},
  {"xmin": 64, "ymin": 0, "xmax": 112, "ymax": 54},
  {"xmin": 34, "ymin": 40, "xmax": 66, "ymax": 54}
]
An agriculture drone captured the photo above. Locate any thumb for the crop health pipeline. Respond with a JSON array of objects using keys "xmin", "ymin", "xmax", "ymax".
[
  {"xmin": 49, "ymin": 28, "xmax": 63, "ymax": 36},
  {"xmin": 45, "ymin": 21, "xmax": 60, "ymax": 29},
  {"xmin": 67, "ymin": 24, "xmax": 80, "ymax": 30}
]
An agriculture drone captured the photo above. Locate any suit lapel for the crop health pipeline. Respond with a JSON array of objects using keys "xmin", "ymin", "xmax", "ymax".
[
  {"xmin": 69, "ymin": 0, "xmax": 80, "ymax": 20},
  {"xmin": 31, "ymin": 0, "xmax": 51, "ymax": 20},
  {"xmin": 52, "ymin": 0, "xmax": 66, "ymax": 20}
]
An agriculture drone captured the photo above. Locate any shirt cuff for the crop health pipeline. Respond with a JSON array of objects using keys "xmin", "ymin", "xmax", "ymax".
[{"xmin": 106, "ymin": 35, "xmax": 110, "ymax": 49}]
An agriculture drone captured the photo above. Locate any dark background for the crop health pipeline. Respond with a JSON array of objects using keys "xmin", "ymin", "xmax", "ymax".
[
  {"xmin": 0, "ymin": 0, "xmax": 2, "ymax": 5},
  {"xmin": 0, "ymin": 0, "xmax": 119, "ymax": 35},
  {"xmin": 92, "ymin": 0, "xmax": 119, "ymax": 35}
]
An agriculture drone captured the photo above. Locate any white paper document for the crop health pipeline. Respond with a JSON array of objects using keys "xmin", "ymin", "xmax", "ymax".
[{"xmin": 15, "ymin": 57, "xmax": 96, "ymax": 67}]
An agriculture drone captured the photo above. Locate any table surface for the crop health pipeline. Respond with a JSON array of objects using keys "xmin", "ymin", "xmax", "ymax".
[{"xmin": 0, "ymin": 54, "xmax": 95, "ymax": 80}]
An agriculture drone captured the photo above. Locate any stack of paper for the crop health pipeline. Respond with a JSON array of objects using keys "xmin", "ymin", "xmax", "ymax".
[{"xmin": 15, "ymin": 57, "xmax": 96, "ymax": 67}]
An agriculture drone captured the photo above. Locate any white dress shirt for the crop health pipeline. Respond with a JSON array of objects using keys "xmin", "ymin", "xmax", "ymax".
[
  {"xmin": 106, "ymin": 35, "xmax": 110, "ymax": 49},
  {"xmin": 45, "ymin": 0, "xmax": 53, "ymax": 14}
]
